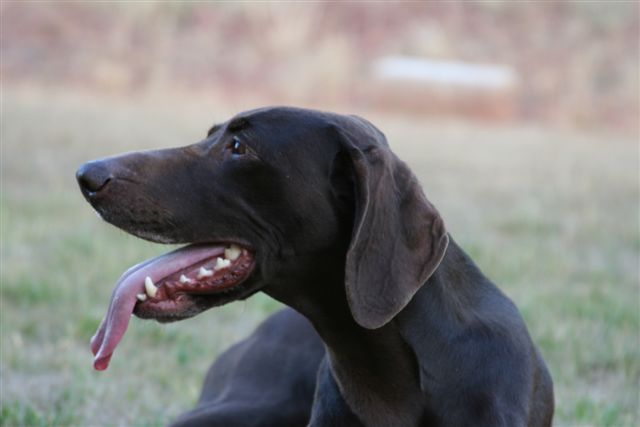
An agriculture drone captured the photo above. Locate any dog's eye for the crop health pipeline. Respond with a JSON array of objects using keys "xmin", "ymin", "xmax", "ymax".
[{"xmin": 231, "ymin": 137, "xmax": 247, "ymax": 155}]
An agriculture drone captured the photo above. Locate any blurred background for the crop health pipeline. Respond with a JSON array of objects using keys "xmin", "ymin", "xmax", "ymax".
[{"xmin": 1, "ymin": 2, "xmax": 638, "ymax": 426}]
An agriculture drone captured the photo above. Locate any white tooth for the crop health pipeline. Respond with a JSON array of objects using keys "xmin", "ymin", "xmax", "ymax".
[
  {"xmin": 197, "ymin": 266, "xmax": 213, "ymax": 279},
  {"xmin": 214, "ymin": 257, "xmax": 231, "ymax": 271},
  {"xmin": 224, "ymin": 245, "xmax": 242, "ymax": 261},
  {"xmin": 179, "ymin": 274, "xmax": 192, "ymax": 284},
  {"xmin": 144, "ymin": 276, "xmax": 158, "ymax": 298},
  {"xmin": 136, "ymin": 293, "xmax": 147, "ymax": 301}
]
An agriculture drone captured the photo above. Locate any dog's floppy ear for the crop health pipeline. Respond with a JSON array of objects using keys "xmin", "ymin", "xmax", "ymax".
[{"xmin": 330, "ymin": 115, "xmax": 449, "ymax": 329}]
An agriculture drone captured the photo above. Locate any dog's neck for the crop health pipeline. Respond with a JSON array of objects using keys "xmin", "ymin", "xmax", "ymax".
[
  {"xmin": 265, "ymin": 239, "xmax": 494, "ymax": 425},
  {"xmin": 264, "ymin": 247, "xmax": 426, "ymax": 425},
  {"xmin": 394, "ymin": 238, "xmax": 507, "ymax": 390}
]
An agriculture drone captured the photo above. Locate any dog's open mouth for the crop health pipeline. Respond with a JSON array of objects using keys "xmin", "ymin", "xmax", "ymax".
[{"xmin": 90, "ymin": 243, "xmax": 254, "ymax": 371}]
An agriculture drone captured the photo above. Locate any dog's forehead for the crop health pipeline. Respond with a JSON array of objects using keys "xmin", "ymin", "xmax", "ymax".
[
  {"xmin": 207, "ymin": 108, "xmax": 326, "ymax": 138},
  {"xmin": 230, "ymin": 107, "xmax": 341, "ymax": 149},
  {"xmin": 234, "ymin": 108, "xmax": 348, "ymax": 173},
  {"xmin": 235, "ymin": 107, "xmax": 333, "ymax": 129}
]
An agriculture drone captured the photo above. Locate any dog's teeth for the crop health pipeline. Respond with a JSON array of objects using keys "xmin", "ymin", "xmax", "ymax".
[
  {"xmin": 197, "ymin": 266, "xmax": 213, "ymax": 279},
  {"xmin": 214, "ymin": 257, "xmax": 232, "ymax": 271},
  {"xmin": 179, "ymin": 274, "xmax": 192, "ymax": 284},
  {"xmin": 136, "ymin": 293, "xmax": 147, "ymax": 302},
  {"xmin": 144, "ymin": 276, "xmax": 158, "ymax": 298},
  {"xmin": 224, "ymin": 245, "xmax": 241, "ymax": 261}
]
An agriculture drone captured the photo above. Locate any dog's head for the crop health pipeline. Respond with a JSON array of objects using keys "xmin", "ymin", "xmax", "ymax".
[{"xmin": 77, "ymin": 107, "xmax": 448, "ymax": 369}]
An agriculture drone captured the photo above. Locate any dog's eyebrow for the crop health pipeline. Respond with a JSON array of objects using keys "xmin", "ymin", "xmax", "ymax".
[
  {"xmin": 207, "ymin": 124, "xmax": 222, "ymax": 137},
  {"xmin": 227, "ymin": 117, "xmax": 249, "ymax": 132}
]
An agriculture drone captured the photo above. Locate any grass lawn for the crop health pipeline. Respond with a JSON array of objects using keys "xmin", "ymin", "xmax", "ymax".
[{"xmin": 1, "ymin": 90, "xmax": 638, "ymax": 426}]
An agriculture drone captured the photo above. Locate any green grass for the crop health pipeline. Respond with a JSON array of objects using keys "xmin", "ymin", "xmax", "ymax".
[{"xmin": 1, "ymin": 90, "xmax": 638, "ymax": 426}]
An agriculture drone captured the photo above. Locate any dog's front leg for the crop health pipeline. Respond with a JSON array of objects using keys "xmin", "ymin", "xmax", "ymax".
[{"xmin": 308, "ymin": 358, "xmax": 364, "ymax": 427}]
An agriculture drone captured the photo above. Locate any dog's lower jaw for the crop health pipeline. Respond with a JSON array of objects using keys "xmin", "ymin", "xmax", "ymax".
[
  {"xmin": 90, "ymin": 242, "xmax": 258, "ymax": 370},
  {"xmin": 141, "ymin": 282, "xmax": 261, "ymax": 323}
]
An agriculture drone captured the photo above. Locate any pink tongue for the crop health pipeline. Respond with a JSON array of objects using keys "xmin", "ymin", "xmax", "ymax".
[{"xmin": 90, "ymin": 244, "xmax": 225, "ymax": 371}]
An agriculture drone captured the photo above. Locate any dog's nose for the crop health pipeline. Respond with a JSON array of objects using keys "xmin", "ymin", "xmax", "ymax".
[{"xmin": 76, "ymin": 161, "xmax": 113, "ymax": 194}]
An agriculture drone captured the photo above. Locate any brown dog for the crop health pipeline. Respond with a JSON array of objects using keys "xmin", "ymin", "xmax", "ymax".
[{"xmin": 77, "ymin": 107, "xmax": 554, "ymax": 426}]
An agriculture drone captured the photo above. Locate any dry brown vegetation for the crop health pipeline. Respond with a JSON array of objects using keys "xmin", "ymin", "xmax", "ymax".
[{"xmin": 1, "ymin": 2, "xmax": 638, "ymax": 130}]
